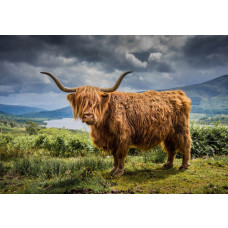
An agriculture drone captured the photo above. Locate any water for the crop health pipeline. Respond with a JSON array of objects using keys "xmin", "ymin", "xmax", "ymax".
[{"xmin": 44, "ymin": 118, "xmax": 90, "ymax": 132}]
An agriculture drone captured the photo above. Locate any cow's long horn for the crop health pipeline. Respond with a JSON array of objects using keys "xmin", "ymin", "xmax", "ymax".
[
  {"xmin": 100, "ymin": 71, "xmax": 133, "ymax": 92},
  {"xmin": 40, "ymin": 72, "xmax": 77, "ymax": 92}
]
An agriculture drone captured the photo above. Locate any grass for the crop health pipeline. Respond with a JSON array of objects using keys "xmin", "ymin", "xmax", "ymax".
[
  {"xmin": 0, "ymin": 125, "xmax": 227, "ymax": 194},
  {"xmin": 190, "ymin": 113, "xmax": 207, "ymax": 121},
  {"xmin": 198, "ymin": 115, "xmax": 228, "ymax": 125},
  {"xmin": 0, "ymin": 155, "xmax": 227, "ymax": 194},
  {"xmin": 0, "ymin": 126, "xmax": 26, "ymax": 136}
]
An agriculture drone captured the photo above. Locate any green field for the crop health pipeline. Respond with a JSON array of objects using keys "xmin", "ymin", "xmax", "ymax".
[
  {"xmin": 0, "ymin": 124, "xmax": 227, "ymax": 194},
  {"xmin": 0, "ymin": 155, "xmax": 228, "ymax": 194}
]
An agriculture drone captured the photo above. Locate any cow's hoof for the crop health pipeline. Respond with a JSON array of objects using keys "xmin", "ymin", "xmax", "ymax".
[
  {"xmin": 178, "ymin": 165, "xmax": 189, "ymax": 170},
  {"xmin": 163, "ymin": 162, "xmax": 173, "ymax": 169},
  {"xmin": 109, "ymin": 167, "xmax": 117, "ymax": 175},
  {"xmin": 112, "ymin": 169, "xmax": 124, "ymax": 177}
]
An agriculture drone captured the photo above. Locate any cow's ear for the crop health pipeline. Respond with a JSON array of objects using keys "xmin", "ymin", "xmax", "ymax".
[
  {"xmin": 100, "ymin": 92, "xmax": 109, "ymax": 101},
  {"xmin": 67, "ymin": 93, "xmax": 76, "ymax": 104}
]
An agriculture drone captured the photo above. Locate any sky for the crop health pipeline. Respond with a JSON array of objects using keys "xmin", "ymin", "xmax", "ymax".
[{"xmin": 1, "ymin": 35, "xmax": 228, "ymax": 110}]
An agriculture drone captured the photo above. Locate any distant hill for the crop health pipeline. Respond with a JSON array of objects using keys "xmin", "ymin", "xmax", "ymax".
[
  {"xmin": 21, "ymin": 106, "xmax": 73, "ymax": 119},
  {"xmin": 168, "ymin": 75, "xmax": 228, "ymax": 114},
  {"xmin": 0, "ymin": 111, "xmax": 47, "ymax": 125},
  {"xmin": 0, "ymin": 111, "xmax": 9, "ymax": 115},
  {"xmin": 13, "ymin": 75, "xmax": 228, "ymax": 119},
  {"xmin": 0, "ymin": 104, "xmax": 45, "ymax": 115}
]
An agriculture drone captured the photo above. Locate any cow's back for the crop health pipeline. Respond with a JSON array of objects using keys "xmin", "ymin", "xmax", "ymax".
[{"xmin": 107, "ymin": 90, "xmax": 191, "ymax": 150}]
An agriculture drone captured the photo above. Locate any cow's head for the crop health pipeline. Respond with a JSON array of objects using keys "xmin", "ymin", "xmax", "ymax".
[{"xmin": 40, "ymin": 71, "xmax": 132, "ymax": 126}]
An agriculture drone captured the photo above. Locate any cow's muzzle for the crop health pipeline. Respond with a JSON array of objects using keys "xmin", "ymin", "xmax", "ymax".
[{"xmin": 82, "ymin": 113, "xmax": 95, "ymax": 125}]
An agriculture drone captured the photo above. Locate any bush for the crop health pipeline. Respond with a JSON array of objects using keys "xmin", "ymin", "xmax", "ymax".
[
  {"xmin": 0, "ymin": 134, "xmax": 36, "ymax": 159},
  {"xmin": 37, "ymin": 128, "xmax": 97, "ymax": 157},
  {"xmin": 190, "ymin": 123, "xmax": 228, "ymax": 158},
  {"xmin": 0, "ymin": 129, "xmax": 98, "ymax": 159},
  {"xmin": 0, "ymin": 124, "xmax": 227, "ymax": 160},
  {"xmin": 129, "ymin": 148, "xmax": 142, "ymax": 156},
  {"xmin": 25, "ymin": 121, "xmax": 40, "ymax": 135},
  {"xmin": 0, "ymin": 162, "xmax": 9, "ymax": 176}
]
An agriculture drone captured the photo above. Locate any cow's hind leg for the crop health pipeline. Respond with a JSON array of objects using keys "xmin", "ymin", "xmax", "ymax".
[
  {"xmin": 177, "ymin": 131, "xmax": 192, "ymax": 170},
  {"xmin": 178, "ymin": 139, "xmax": 191, "ymax": 170},
  {"xmin": 162, "ymin": 138, "xmax": 177, "ymax": 169}
]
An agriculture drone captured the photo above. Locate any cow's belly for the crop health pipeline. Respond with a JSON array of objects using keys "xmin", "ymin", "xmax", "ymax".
[
  {"xmin": 131, "ymin": 127, "xmax": 169, "ymax": 151},
  {"xmin": 132, "ymin": 137, "xmax": 162, "ymax": 151}
]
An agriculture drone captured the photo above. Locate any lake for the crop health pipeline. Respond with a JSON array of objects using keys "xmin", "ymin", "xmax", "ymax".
[{"xmin": 44, "ymin": 118, "xmax": 90, "ymax": 132}]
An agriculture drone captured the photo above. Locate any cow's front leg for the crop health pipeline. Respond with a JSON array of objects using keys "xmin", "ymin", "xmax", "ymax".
[
  {"xmin": 110, "ymin": 151, "xmax": 118, "ymax": 175},
  {"xmin": 113, "ymin": 157, "xmax": 125, "ymax": 177},
  {"xmin": 112, "ymin": 144, "xmax": 129, "ymax": 177}
]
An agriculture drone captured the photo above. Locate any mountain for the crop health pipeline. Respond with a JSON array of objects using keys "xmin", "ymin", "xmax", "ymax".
[
  {"xmin": 168, "ymin": 75, "xmax": 228, "ymax": 114},
  {"xmin": 21, "ymin": 106, "xmax": 73, "ymax": 119},
  {"xmin": 0, "ymin": 104, "xmax": 45, "ymax": 115},
  {"xmin": 17, "ymin": 75, "xmax": 228, "ymax": 119},
  {"xmin": 0, "ymin": 111, "xmax": 46, "ymax": 125},
  {"xmin": 0, "ymin": 111, "xmax": 9, "ymax": 115}
]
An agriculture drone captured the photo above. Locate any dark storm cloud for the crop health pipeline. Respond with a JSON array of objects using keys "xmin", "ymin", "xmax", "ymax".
[
  {"xmin": 0, "ymin": 35, "xmax": 176, "ymax": 72},
  {"xmin": 183, "ymin": 35, "xmax": 228, "ymax": 68},
  {"xmin": 0, "ymin": 36, "xmax": 51, "ymax": 64},
  {"xmin": 0, "ymin": 36, "xmax": 137, "ymax": 73},
  {"xmin": 131, "ymin": 49, "xmax": 156, "ymax": 62},
  {"xmin": 0, "ymin": 35, "xmax": 173, "ymax": 96},
  {"xmin": 1, "ymin": 35, "xmax": 228, "ymax": 110},
  {"xmin": 156, "ymin": 62, "xmax": 174, "ymax": 72}
]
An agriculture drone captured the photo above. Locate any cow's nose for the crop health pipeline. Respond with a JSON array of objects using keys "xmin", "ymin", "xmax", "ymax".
[{"xmin": 83, "ymin": 113, "xmax": 94, "ymax": 118}]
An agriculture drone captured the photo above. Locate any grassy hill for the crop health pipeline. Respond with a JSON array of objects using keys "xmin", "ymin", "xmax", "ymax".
[
  {"xmin": 0, "ymin": 112, "xmax": 47, "ymax": 125},
  {"xmin": 21, "ymin": 106, "xmax": 73, "ymax": 119},
  {"xmin": 169, "ymin": 75, "xmax": 228, "ymax": 114},
  {"xmin": 0, "ymin": 104, "xmax": 45, "ymax": 115},
  {"xmin": 23, "ymin": 74, "xmax": 227, "ymax": 119}
]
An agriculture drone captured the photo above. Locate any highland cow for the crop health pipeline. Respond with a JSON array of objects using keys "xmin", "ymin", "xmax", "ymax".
[{"xmin": 41, "ymin": 71, "xmax": 192, "ymax": 177}]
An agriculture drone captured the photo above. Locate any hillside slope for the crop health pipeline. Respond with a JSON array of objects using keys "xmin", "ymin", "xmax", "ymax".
[
  {"xmin": 0, "ymin": 104, "xmax": 45, "ymax": 115},
  {"xmin": 168, "ymin": 75, "xmax": 228, "ymax": 114},
  {"xmin": 22, "ymin": 106, "xmax": 73, "ymax": 119},
  {"xmin": 17, "ymin": 74, "xmax": 228, "ymax": 118}
]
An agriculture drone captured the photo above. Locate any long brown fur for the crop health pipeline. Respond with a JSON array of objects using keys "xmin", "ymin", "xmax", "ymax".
[{"xmin": 67, "ymin": 86, "xmax": 192, "ymax": 176}]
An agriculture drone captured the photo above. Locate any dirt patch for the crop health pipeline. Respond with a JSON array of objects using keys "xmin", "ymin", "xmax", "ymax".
[
  {"xmin": 98, "ymin": 189, "xmax": 135, "ymax": 194},
  {"xmin": 3, "ymin": 171, "xmax": 21, "ymax": 180},
  {"xmin": 109, "ymin": 189, "xmax": 135, "ymax": 194},
  {"xmin": 64, "ymin": 188, "xmax": 135, "ymax": 194},
  {"xmin": 64, "ymin": 188, "xmax": 94, "ymax": 194}
]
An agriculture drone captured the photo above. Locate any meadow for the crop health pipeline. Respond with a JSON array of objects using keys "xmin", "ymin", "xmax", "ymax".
[{"xmin": 0, "ymin": 124, "xmax": 227, "ymax": 194}]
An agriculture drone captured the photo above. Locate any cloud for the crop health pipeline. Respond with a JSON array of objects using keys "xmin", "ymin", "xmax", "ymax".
[
  {"xmin": 0, "ymin": 36, "xmax": 182, "ymax": 73},
  {"xmin": 183, "ymin": 35, "xmax": 228, "ymax": 68},
  {"xmin": 125, "ymin": 53, "xmax": 147, "ymax": 68},
  {"xmin": 148, "ymin": 52, "xmax": 162, "ymax": 62},
  {"xmin": 1, "ymin": 35, "xmax": 228, "ymax": 110}
]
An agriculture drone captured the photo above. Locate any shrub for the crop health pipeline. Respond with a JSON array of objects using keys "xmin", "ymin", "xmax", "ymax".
[
  {"xmin": 190, "ymin": 123, "xmax": 228, "ymax": 158},
  {"xmin": 0, "ymin": 162, "xmax": 9, "ymax": 176},
  {"xmin": 129, "ymin": 148, "xmax": 142, "ymax": 156},
  {"xmin": 25, "ymin": 121, "xmax": 40, "ymax": 135},
  {"xmin": 0, "ymin": 124, "xmax": 227, "ymax": 160},
  {"xmin": 34, "ymin": 129, "xmax": 97, "ymax": 157}
]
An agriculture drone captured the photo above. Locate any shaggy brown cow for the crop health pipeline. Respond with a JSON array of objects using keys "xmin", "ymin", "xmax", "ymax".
[{"xmin": 41, "ymin": 71, "xmax": 192, "ymax": 177}]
